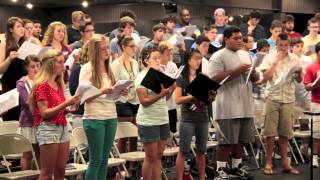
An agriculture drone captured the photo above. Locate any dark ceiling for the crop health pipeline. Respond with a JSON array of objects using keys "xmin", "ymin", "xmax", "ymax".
[{"xmin": 0, "ymin": 0, "xmax": 179, "ymax": 7}]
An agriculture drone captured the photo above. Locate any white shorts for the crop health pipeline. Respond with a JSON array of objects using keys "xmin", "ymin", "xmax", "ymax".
[{"xmin": 17, "ymin": 126, "xmax": 37, "ymax": 144}]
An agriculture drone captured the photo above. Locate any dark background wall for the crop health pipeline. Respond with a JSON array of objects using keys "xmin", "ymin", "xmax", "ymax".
[{"xmin": 0, "ymin": 0, "xmax": 319, "ymax": 37}]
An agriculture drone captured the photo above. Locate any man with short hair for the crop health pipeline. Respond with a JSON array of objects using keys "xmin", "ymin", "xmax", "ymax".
[
  {"xmin": 143, "ymin": 23, "xmax": 165, "ymax": 49},
  {"xmin": 67, "ymin": 10, "xmax": 84, "ymax": 44},
  {"xmin": 267, "ymin": 20, "xmax": 283, "ymax": 53},
  {"xmin": 110, "ymin": 16, "xmax": 136, "ymax": 59},
  {"xmin": 207, "ymin": 26, "xmax": 258, "ymax": 180},
  {"xmin": 109, "ymin": 10, "xmax": 139, "ymax": 40},
  {"xmin": 32, "ymin": 19, "xmax": 42, "ymax": 41},
  {"xmin": 213, "ymin": 8, "xmax": 228, "ymax": 35},
  {"xmin": 240, "ymin": 11, "xmax": 266, "ymax": 41},
  {"xmin": 283, "ymin": 15, "xmax": 302, "ymax": 40},
  {"xmin": 304, "ymin": 42, "xmax": 320, "ymax": 168},
  {"xmin": 259, "ymin": 33, "xmax": 302, "ymax": 175},
  {"xmin": 70, "ymin": 21, "xmax": 94, "ymax": 50},
  {"xmin": 302, "ymin": 17, "xmax": 320, "ymax": 61},
  {"xmin": 163, "ymin": 15, "xmax": 185, "ymax": 67}
]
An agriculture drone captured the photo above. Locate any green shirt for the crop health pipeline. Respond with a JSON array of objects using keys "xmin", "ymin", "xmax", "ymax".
[{"xmin": 135, "ymin": 69, "xmax": 169, "ymax": 126}]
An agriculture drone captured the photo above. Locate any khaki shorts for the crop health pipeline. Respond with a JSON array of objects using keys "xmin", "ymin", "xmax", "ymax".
[
  {"xmin": 263, "ymin": 99, "xmax": 294, "ymax": 138},
  {"xmin": 310, "ymin": 102, "xmax": 320, "ymax": 139}
]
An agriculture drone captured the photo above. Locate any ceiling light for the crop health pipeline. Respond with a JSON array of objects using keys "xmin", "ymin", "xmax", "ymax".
[
  {"xmin": 82, "ymin": 1, "xmax": 89, "ymax": 8},
  {"xmin": 11, "ymin": 0, "xmax": 18, "ymax": 2},
  {"xmin": 26, "ymin": 3, "xmax": 33, "ymax": 9}
]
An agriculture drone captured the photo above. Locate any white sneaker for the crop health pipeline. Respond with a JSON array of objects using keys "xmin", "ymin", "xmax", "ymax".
[
  {"xmin": 273, "ymin": 153, "xmax": 281, "ymax": 160},
  {"xmin": 313, "ymin": 156, "xmax": 319, "ymax": 168}
]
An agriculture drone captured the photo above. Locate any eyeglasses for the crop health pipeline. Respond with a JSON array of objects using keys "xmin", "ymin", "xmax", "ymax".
[
  {"xmin": 126, "ymin": 45, "xmax": 136, "ymax": 48},
  {"xmin": 84, "ymin": 29, "xmax": 95, "ymax": 32}
]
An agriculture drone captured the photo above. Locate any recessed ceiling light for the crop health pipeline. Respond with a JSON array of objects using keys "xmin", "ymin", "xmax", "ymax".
[
  {"xmin": 26, "ymin": 3, "xmax": 33, "ymax": 9},
  {"xmin": 11, "ymin": 0, "xmax": 18, "ymax": 3},
  {"xmin": 82, "ymin": 1, "xmax": 89, "ymax": 8}
]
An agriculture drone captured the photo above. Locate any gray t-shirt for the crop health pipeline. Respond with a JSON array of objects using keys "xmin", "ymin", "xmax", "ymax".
[
  {"xmin": 176, "ymin": 75, "xmax": 208, "ymax": 122},
  {"xmin": 110, "ymin": 37, "xmax": 122, "ymax": 56},
  {"xmin": 207, "ymin": 48, "xmax": 254, "ymax": 120}
]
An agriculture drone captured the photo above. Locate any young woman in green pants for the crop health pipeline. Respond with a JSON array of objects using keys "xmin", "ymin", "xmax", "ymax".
[{"xmin": 79, "ymin": 34, "xmax": 127, "ymax": 180}]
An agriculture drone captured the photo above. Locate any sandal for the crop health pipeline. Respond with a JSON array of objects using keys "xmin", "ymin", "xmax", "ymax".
[
  {"xmin": 282, "ymin": 167, "xmax": 300, "ymax": 175},
  {"xmin": 263, "ymin": 166, "xmax": 273, "ymax": 175}
]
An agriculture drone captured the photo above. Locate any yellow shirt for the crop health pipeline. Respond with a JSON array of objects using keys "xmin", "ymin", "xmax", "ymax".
[{"xmin": 302, "ymin": 35, "xmax": 320, "ymax": 61}]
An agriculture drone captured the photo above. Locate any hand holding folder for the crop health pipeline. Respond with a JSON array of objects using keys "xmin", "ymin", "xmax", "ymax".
[{"xmin": 185, "ymin": 74, "xmax": 229, "ymax": 103}]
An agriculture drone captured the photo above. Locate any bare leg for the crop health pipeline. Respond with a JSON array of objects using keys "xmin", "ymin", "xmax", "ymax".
[
  {"xmin": 196, "ymin": 151, "xmax": 206, "ymax": 180},
  {"xmin": 175, "ymin": 152, "xmax": 185, "ymax": 180},
  {"xmin": 265, "ymin": 136, "xmax": 275, "ymax": 169},
  {"xmin": 53, "ymin": 142, "xmax": 70, "ymax": 180}
]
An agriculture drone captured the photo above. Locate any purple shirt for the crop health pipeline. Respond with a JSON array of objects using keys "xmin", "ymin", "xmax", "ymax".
[{"xmin": 16, "ymin": 77, "xmax": 33, "ymax": 127}]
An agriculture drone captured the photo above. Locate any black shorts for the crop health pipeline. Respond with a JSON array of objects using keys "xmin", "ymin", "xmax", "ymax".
[{"xmin": 116, "ymin": 102, "xmax": 139, "ymax": 117}]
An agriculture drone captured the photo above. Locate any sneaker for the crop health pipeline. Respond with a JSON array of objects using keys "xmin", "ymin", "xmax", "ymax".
[
  {"xmin": 229, "ymin": 164, "xmax": 250, "ymax": 179},
  {"xmin": 313, "ymin": 156, "xmax": 319, "ymax": 168},
  {"xmin": 214, "ymin": 167, "xmax": 230, "ymax": 180}
]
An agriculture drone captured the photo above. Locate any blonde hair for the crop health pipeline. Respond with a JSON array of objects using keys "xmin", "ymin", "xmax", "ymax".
[
  {"xmin": 72, "ymin": 11, "xmax": 84, "ymax": 21},
  {"xmin": 159, "ymin": 41, "xmax": 173, "ymax": 53},
  {"xmin": 42, "ymin": 21, "xmax": 68, "ymax": 46},
  {"xmin": 78, "ymin": 42, "xmax": 90, "ymax": 65},
  {"xmin": 88, "ymin": 34, "xmax": 116, "ymax": 88},
  {"xmin": 29, "ymin": 49, "xmax": 65, "ymax": 113}
]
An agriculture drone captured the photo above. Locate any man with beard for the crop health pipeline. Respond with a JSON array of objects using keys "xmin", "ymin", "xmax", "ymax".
[{"xmin": 283, "ymin": 15, "xmax": 302, "ymax": 40}]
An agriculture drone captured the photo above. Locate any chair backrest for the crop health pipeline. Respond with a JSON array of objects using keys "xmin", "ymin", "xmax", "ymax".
[
  {"xmin": 0, "ymin": 134, "xmax": 32, "ymax": 155},
  {"xmin": 0, "ymin": 121, "xmax": 19, "ymax": 135},
  {"xmin": 115, "ymin": 122, "xmax": 138, "ymax": 140},
  {"xmin": 72, "ymin": 127, "xmax": 88, "ymax": 146},
  {"xmin": 69, "ymin": 133, "xmax": 86, "ymax": 164}
]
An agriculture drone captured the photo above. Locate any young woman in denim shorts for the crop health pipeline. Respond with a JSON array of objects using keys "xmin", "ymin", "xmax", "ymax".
[
  {"xmin": 135, "ymin": 47, "xmax": 173, "ymax": 180},
  {"xmin": 29, "ymin": 49, "xmax": 80, "ymax": 180},
  {"xmin": 174, "ymin": 49, "xmax": 215, "ymax": 180}
]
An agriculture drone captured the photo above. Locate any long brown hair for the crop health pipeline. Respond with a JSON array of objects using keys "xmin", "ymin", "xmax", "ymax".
[
  {"xmin": 88, "ymin": 34, "xmax": 116, "ymax": 88},
  {"xmin": 5, "ymin": 17, "xmax": 24, "ymax": 53}
]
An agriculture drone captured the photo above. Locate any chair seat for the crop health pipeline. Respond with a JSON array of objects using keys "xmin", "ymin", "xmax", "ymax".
[
  {"xmin": 108, "ymin": 158, "xmax": 126, "ymax": 167},
  {"xmin": 119, "ymin": 151, "xmax": 145, "ymax": 161},
  {"xmin": 0, "ymin": 170, "xmax": 40, "ymax": 179},
  {"xmin": 191, "ymin": 141, "xmax": 218, "ymax": 149},
  {"xmin": 208, "ymin": 128, "xmax": 217, "ymax": 133},
  {"xmin": 5, "ymin": 154, "xmax": 22, "ymax": 160},
  {"xmin": 163, "ymin": 147, "xmax": 179, "ymax": 156},
  {"xmin": 293, "ymin": 131, "xmax": 311, "ymax": 138},
  {"xmin": 64, "ymin": 163, "xmax": 87, "ymax": 176}
]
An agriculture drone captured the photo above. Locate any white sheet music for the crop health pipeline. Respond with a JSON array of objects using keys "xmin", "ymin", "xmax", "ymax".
[
  {"xmin": 274, "ymin": 63, "xmax": 300, "ymax": 85},
  {"xmin": 108, "ymin": 80, "xmax": 134, "ymax": 100},
  {"xmin": 0, "ymin": 88, "xmax": 19, "ymax": 114},
  {"xmin": 64, "ymin": 48, "xmax": 80, "ymax": 69},
  {"xmin": 75, "ymin": 81, "xmax": 101, "ymax": 104},
  {"xmin": 17, "ymin": 41, "xmax": 42, "ymax": 60}
]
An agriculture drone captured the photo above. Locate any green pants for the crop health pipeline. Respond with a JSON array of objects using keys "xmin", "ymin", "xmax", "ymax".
[{"xmin": 83, "ymin": 118, "xmax": 117, "ymax": 180}]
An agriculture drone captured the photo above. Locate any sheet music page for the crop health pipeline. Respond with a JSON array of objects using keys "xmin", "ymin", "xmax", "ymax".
[
  {"xmin": 75, "ymin": 81, "xmax": 101, "ymax": 104},
  {"xmin": 0, "ymin": 88, "xmax": 19, "ymax": 114},
  {"xmin": 17, "ymin": 41, "xmax": 42, "ymax": 60},
  {"xmin": 64, "ymin": 48, "xmax": 80, "ymax": 69},
  {"xmin": 108, "ymin": 80, "xmax": 134, "ymax": 100}
]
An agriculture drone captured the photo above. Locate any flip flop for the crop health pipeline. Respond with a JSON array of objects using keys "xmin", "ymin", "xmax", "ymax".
[
  {"xmin": 282, "ymin": 167, "xmax": 300, "ymax": 175},
  {"xmin": 263, "ymin": 167, "xmax": 273, "ymax": 175}
]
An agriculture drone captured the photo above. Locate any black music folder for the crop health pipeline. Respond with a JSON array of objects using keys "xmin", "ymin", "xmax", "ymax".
[
  {"xmin": 185, "ymin": 73, "xmax": 222, "ymax": 103},
  {"xmin": 141, "ymin": 67, "xmax": 183, "ymax": 94}
]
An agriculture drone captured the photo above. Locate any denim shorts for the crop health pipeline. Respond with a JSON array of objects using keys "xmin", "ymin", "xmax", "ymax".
[
  {"xmin": 179, "ymin": 121, "xmax": 208, "ymax": 154},
  {"xmin": 137, "ymin": 123, "xmax": 170, "ymax": 143},
  {"xmin": 36, "ymin": 121, "xmax": 70, "ymax": 146},
  {"xmin": 116, "ymin": 102, "xmax": 139, "ymax": 117}
]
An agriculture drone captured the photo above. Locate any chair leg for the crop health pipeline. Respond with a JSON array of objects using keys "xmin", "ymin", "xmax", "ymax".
[
  {"xmin": 249, "ymin": 142, "xmax": 260, "ymax": 169},
  {"xmin": 162, "ymin": 168, "xmax": 169, "ymax": 180},
  {"xmin": 292, "ymin": 137, "xmax": 305, "ymax": 163},
  {"xmin": 288, "ymin": 143, "xmax": 298, "ymax": 165},
  {"xmin": 243, "ymin": 146, "xmax": 249, "ymax": 156}
]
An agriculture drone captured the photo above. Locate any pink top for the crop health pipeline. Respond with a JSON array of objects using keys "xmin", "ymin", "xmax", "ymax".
[
  {"xmin": 304, "ymin": 62, "xmax": 320, "ymax": 103},
  {"xmin": 33, "ymin": 82, "xmax": 67, "ymax": 126}
]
